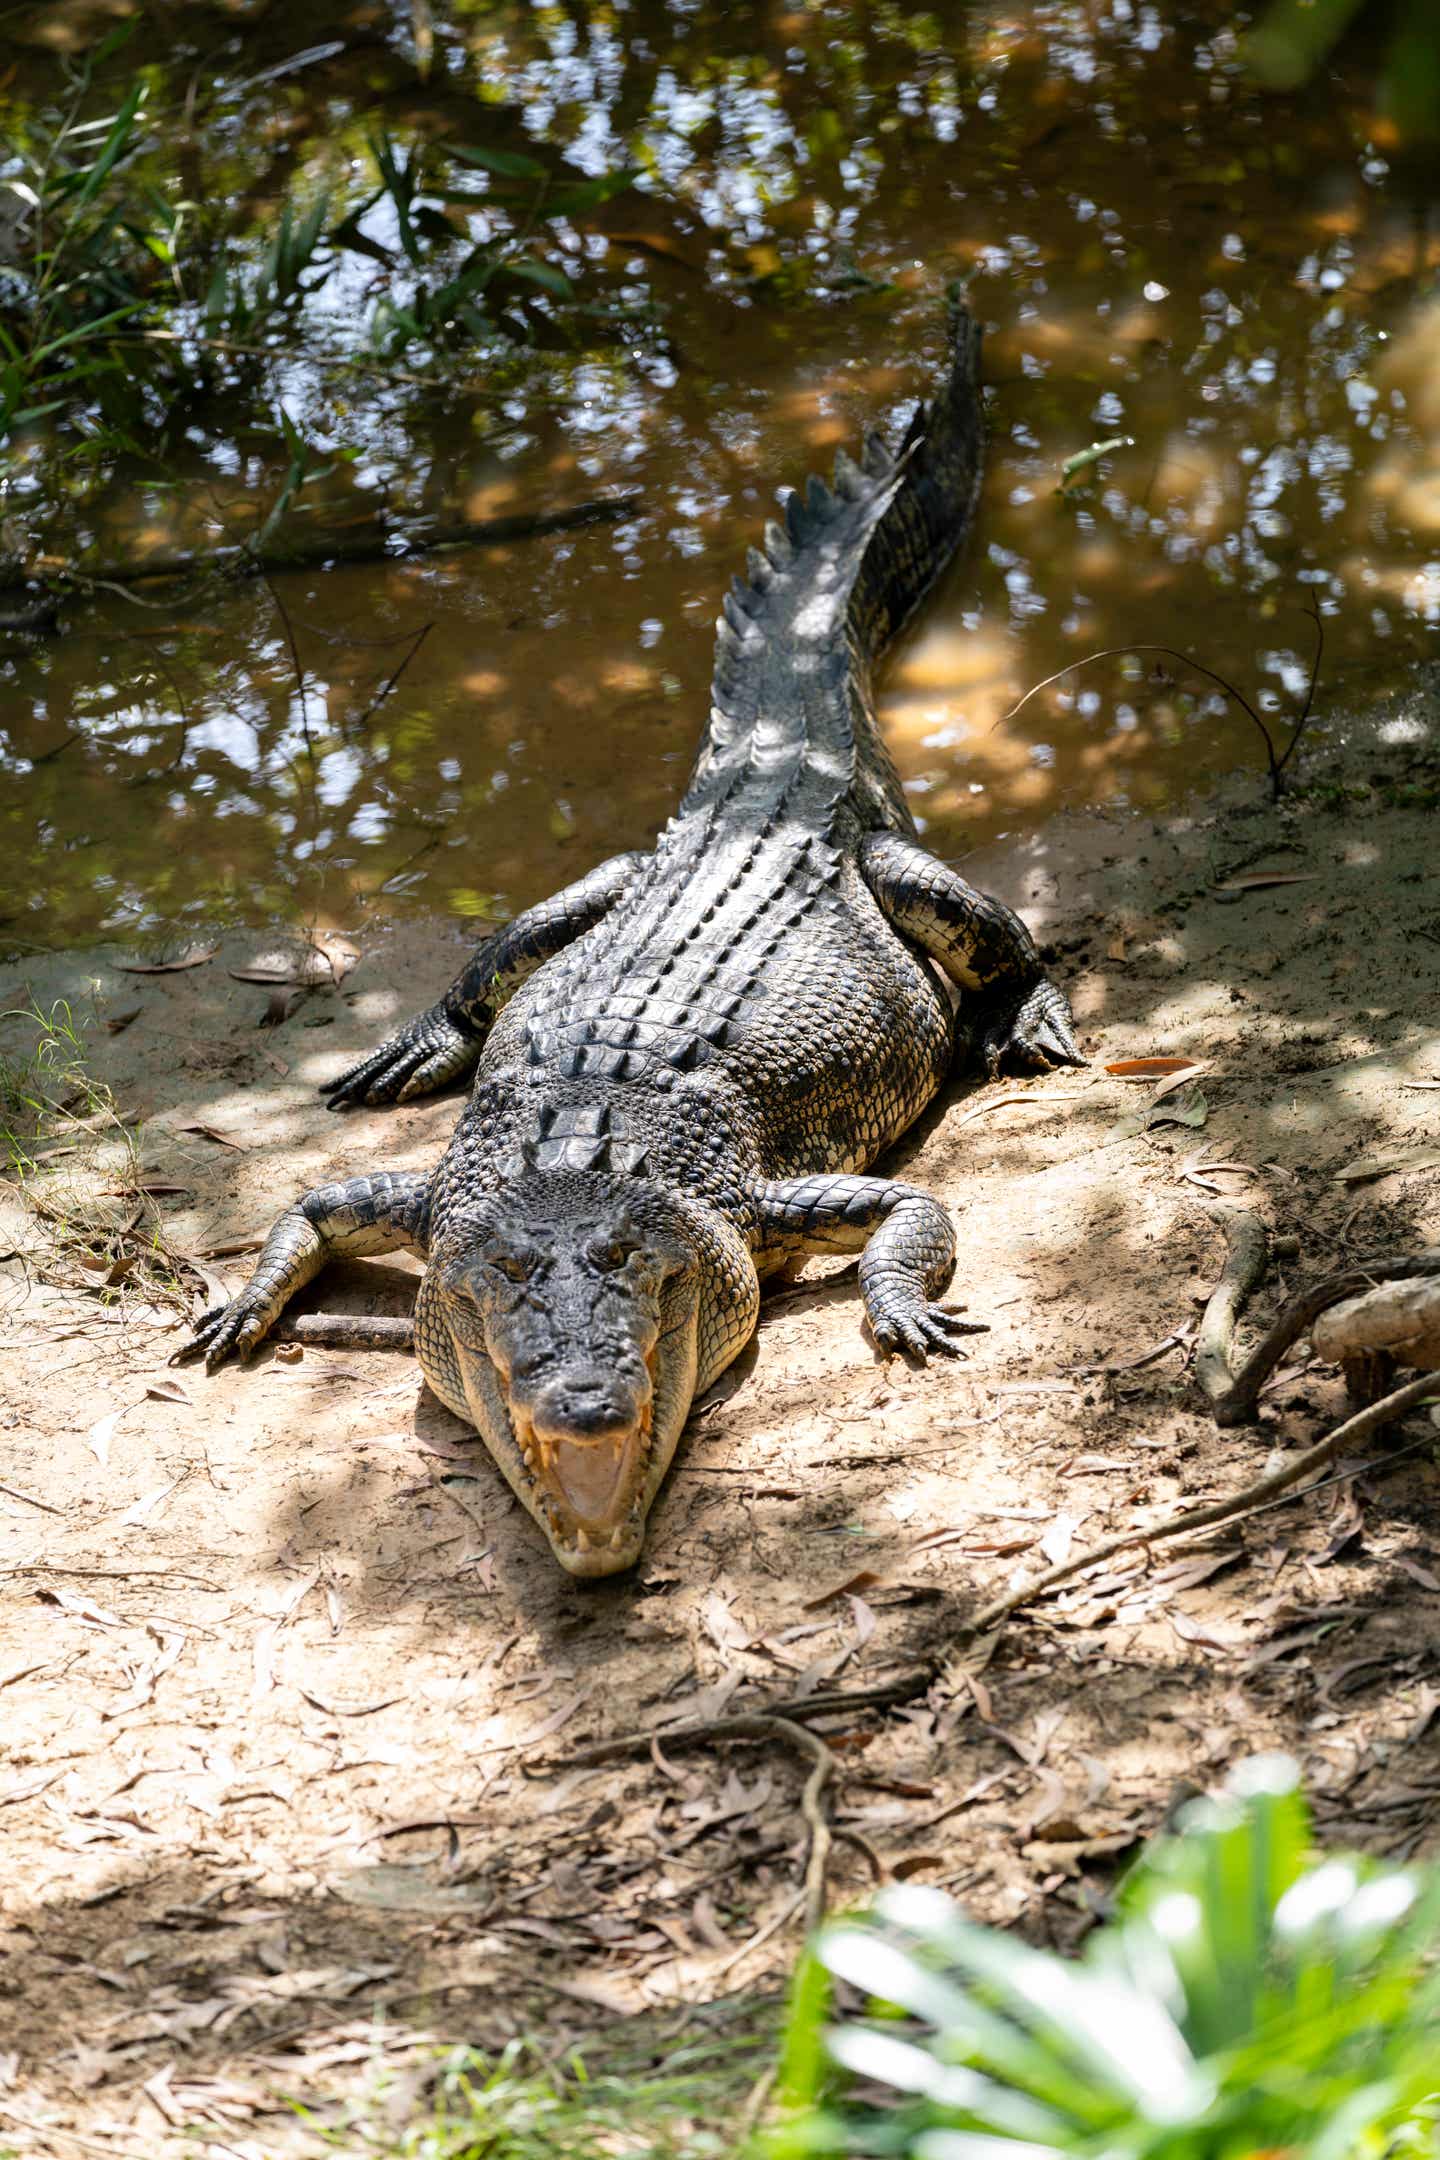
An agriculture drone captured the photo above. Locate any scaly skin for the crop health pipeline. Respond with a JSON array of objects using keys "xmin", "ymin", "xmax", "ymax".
[{"xmin": 189, "ymin": 306, "xmax": 1083, "ymax": 1577}]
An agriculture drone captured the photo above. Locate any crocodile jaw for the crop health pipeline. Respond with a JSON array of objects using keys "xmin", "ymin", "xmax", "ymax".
[
  {"xmin": 456, "ymin": 1322, "xmax": 697, "ymax": 1577},
  {"xmin": 512, "ymin": 1393, "xmax": 655, "ymax": 1574}
]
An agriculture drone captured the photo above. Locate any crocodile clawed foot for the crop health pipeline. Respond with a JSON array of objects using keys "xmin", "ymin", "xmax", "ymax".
[
  {"xmin": 872, "ymin": 1305, "xmax": 989, "ymax": 1365},
  {"xmin": 174, "ymin": 1296, "xmax": 275, "ymax": 1371},
  {"xmin": 979, "ymin": 977, "xmax": 1084, "ymax": 1080},
  {"xmin": 322, "ymin": 1009, "xmax": 476, "ymax": 1110}
]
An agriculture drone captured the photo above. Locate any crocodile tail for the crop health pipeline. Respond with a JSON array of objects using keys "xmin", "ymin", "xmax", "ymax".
[
  {"xmin": 847, "ymin": 301, "xmax": 984, "ymax": 669},
  {"xmin": 686, "ymin": 304, "xmax": 983, "ymax": 825}
]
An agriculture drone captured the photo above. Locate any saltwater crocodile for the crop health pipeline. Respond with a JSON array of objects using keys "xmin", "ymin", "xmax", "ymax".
[{"xmin": 190, "ymin": 308, "xmax": 1081, "ymax": 1576}]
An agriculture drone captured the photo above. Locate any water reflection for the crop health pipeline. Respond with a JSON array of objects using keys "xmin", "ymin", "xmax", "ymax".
[{"xmin": 2, "ymin": 0, "xmax": 1438, "ymax": 944}]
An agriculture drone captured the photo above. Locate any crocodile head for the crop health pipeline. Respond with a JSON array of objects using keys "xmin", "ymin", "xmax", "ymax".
[{"xmin": 432, "ymin": 1173, "xmax": 703, "ymax": 1576}]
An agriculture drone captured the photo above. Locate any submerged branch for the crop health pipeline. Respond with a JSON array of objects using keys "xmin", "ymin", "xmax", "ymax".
[{"xmin": 4, "ymin": 491, "xmax": 642, "ymax": 604}]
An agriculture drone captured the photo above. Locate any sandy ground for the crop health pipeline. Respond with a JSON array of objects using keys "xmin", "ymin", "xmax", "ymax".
[{"xmin": 2, "ymin": 681, "xmax": 1439, "ymax": 2156}]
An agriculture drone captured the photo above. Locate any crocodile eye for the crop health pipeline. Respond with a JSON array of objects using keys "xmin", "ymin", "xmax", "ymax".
[
  {"xmin": 489, "ymin": 1251, "xmax": 535, "ymax": 1283},
  {"xmin": 587, "ymin": 1238, "xmax": 633, "ymax": 1273}
]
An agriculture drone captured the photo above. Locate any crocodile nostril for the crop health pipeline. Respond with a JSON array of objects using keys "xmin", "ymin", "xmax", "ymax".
[{"xmin": 530, "ymin": 1369, "xmax": 647, "ymax": 1440}]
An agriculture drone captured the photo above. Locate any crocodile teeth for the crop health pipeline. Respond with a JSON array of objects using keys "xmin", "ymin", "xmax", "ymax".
[
  {"xmin": 574, "ymin": 1527, "xmax": 594, "ymax": 1554},
  {"xmin": 608, "ymin": 1524, "xmax": 627, "ymax": 1552}
]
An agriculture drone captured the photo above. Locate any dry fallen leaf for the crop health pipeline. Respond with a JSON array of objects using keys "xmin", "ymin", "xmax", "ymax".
[
  {"xmin": 85, "ymin": 1406, "xmax": 125, "ymax": 1465},
  {"xmin": 116, "ymin": 1478, "xmax": 183, "ymax": 1528},
  {"xmin": 848, "ymin": 1594, "xmax": 878, "ymax": 1649},
  {"xmin": 310, "ymin": 932, "xmax": 360, "ymax": 986},
  {"xmin": 1179, "ymin": 1158, "xmax": 1256, "ymax": 1195},
  {"xmin": 39, "ymin": 1586, "xmax": 122, "ymax": 1627},
  {"xmin": 1210, "ymin": 872, "xmax": 1315, "ymax": 895},
  {"xmin": 104, "ymin": 1007, "xmax": 142, "ymax": 1035},
  {"xmin": 0, "ymin": 1768, "xmax": 64, "ymax": 1806},
  {"xmin": 1105, "ymin": 1057, "xmax": 1199, "ymax": 1078},
  {"xmin": 802, "ymin": 1569, "xmax": 887, "ymax": 1608},
  {"xmin": 260, "ymin": 988, "xmax": 305, "ymax": 1028},
  {"xmin": 1040, "ymin": 1513, "xmax": 1078, "ymax": 1567},
  {"xmin": 1170, "ymin": 1611, "xmax": 1240, "ymax": 1652},
  {"xmin": 176, "ymin": 1122, "xmax": 249, "ymax": 1151},
  {"xmin": 145, "ymin": 1379, "xmax": 190, "ymax": 1406},
  {"xmin": 952, "ymin": 1090, "xmax": 1088, "ymax": 1127},
  {"xmin": 1334, "ymin": 1148, "xmax": 1440, "ymax": 1185},
  {"xmin": 1151, "ymin": 1060, "xmax": 1212, "ymax": 1100},
  {"xmin": 1148, "ymin": 1088, "xmax": 1208, "ymax": 1130},
  {"xmin": 117, "ymin": 944, "xmax": 219, "ymax": 975},
  {"xmin": 297, "ymin": 1687, "xmax": 402, "ymax": 1718},
  {"xmin": 891, "ymin": 1853, "xmax": 946, "ymax": 1879}
]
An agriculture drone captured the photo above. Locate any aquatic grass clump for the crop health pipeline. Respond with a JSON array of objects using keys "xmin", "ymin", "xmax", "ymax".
[{"xmin": 770, "ymin": 1757, "xmax": 1440, "ymax": 2160}]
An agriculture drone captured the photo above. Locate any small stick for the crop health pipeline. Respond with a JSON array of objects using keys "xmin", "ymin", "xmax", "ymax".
[
  {"xmin": 1194, "ymin": 1208, "xmax": 1270, "ymax": 1405},
  {"xmin": 964, "ymin": 1368, "xmax": 1440, "ymax": 1637},
  {"xmin": 557, "ymin": 1712, "xmax": 835, "ymax": 1932},
  {"xmin": 1214, "ymin": 1253, "xmax": 1440, "ymax": 1427},
  {"xmin": 271, "ymin": 1313, "xmax": 416, "ymax": 1350}
]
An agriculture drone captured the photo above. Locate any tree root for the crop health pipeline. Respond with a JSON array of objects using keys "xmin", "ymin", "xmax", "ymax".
[
  {"xmin": 1194, "ymin": 1208, "xmax": 1270, "ymax": 1407},
  {"xmin": 556, "ymin": 1712, "xmax": 835, "ymax": 1933},
  {"xmin": 1213, "ymin": 1252, "xmax": 1440, "ymax": 1425}
]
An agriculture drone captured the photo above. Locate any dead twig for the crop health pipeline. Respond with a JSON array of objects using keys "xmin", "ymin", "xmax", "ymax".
[
  {"xmin": 557, "ymin": 1712, "xmax": 835, "ymax": 1931},
  {"xmin": 1194, "ymin": 1207, "xmax": 1270, "ymax": 1405},
  {"xmin": 965, "ymin": 1368, "xmax": 1440, "ymax": 1637},
  {"xmin": 1000, "ymin": 595, "xmax": 1326, "ymax": 804},
  {"xmin": 1069, "ymin": 1318, "xmax": 1196, "ymax": 1377},
  {"xmin": 1214, "ymin": 1252, "xmax": 1440, "ymax": 1426},
  {"xmin": 273, "ymin": 1312, "xmax": 416, "ymax": 1350}
]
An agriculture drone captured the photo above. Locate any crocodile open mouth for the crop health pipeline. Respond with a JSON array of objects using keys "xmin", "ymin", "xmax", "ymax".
[{"xmin": 508, "ymin": 1392, "xmax": 656, "ymax": 1571}]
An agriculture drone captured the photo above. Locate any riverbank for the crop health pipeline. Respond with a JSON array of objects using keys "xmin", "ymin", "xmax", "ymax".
[{"xmin": 1, "ymin": 678, "xmax": 1437, "ymax": 2155}]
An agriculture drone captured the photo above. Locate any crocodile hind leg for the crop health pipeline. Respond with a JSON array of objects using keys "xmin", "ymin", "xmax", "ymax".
[
  {"xmin": 181, "ymin": 1172, "xmax": 431, "ymax": 1370},
  {"xmin": 860, "ymin": 831, "xmax": 1082, "ymax": 1077},
  {"xmin": 755, "ymin": 1173, "xmax": 985, "ymax": 1361},
  {"xmin": 324, "ymin": 851, "xmax": 647, "ymax": 1108}
]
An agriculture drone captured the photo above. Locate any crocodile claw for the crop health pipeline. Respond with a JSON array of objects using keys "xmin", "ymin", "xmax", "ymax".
[
  {"xmin": 323, "ymin": 1006, "xmax": 478, "ymax": 1110},
  {"xmin": 871, "ymin": 1305, "xmax": 988, "ymax": 1364},
  {"xmin": 979, "ymin": 977, "xmax": 1083, "ymax": 1080},
  {"xmin": 175, "ymin": 1296, "xmax": 277, "ymax": 1371}
]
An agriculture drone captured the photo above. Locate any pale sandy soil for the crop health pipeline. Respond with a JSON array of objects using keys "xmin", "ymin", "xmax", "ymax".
[{"xmin": 1, "ymin": 681, "xmax": 1438, "ymax": 2157}]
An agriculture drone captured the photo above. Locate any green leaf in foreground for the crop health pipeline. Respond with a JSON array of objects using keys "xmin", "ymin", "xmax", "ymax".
[{"xmin": 773, "ymin": 1755, "xmax": 1440, "ymax": 2160}]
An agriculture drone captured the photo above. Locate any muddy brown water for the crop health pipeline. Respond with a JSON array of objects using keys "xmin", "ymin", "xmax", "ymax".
[{"xmin": 4, "ymin": 0, "xmax": 1439, "ymax": 948}]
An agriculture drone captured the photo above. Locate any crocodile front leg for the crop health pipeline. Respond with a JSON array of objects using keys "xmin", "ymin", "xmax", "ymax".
[
  {"xmin": 860, "ymin": 831, "xmax": 1082, "ymax": 1076},
  {"xmin": 755, "ymin": 1173, "xmax": 984, "ymax": 1361},
  {"xmin": 324, "ymin": 851, "xmax": 647, "ymax": 1108},
  {"xmin": 183, "ymin": 1172, "xmax": 431, "ymax": 1370}
]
